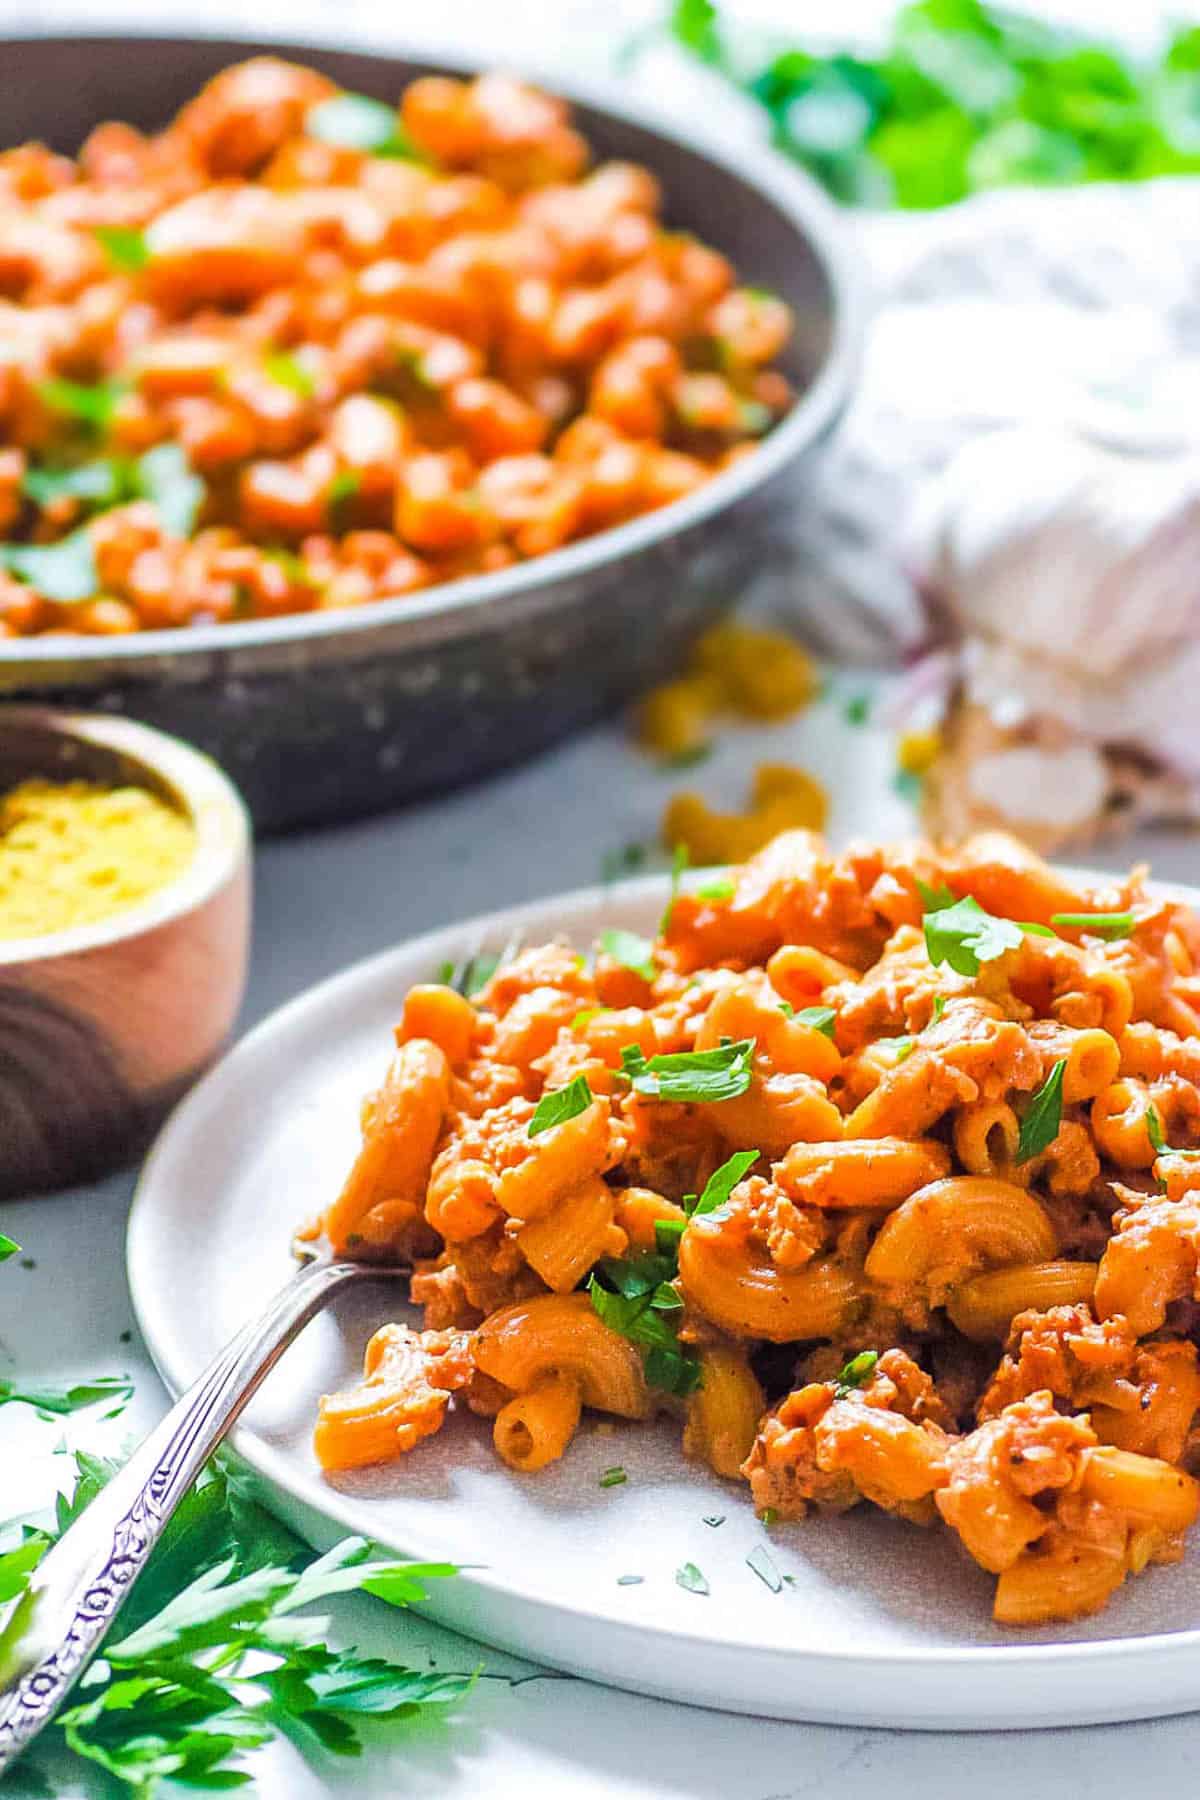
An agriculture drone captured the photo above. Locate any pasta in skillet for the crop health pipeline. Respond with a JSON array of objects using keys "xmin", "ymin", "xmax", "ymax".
[{"xmin": 310, "ymin": 829, "xmax": 1200, "ymax": 1626}]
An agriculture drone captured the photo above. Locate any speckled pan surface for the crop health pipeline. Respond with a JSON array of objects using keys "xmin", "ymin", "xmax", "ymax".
[
  {"xmin": 0, "ymin": 34, "xmax": 861, "ymax": 830},
  {"xmin": 129, "ymin": 874, "xmax": 1200, "ymax": 1732}
]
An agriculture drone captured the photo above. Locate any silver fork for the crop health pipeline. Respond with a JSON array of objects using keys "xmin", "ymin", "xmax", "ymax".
[{"xmin": 0, "ymin": 934, "xmax": 522, "ymax": 1776}]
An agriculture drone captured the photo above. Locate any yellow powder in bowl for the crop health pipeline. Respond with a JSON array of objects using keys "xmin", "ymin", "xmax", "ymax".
[{"xmin": 0, "ymin": 778, "xmax": 196, "ymax": 940}]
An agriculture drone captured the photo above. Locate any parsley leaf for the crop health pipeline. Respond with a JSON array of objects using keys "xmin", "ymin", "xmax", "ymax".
[
  {"xmin": 616, "ymin": 1573, "xmax": 643, "ymax": 1585},
  {"xmin": 792, "ymin": 1005, "xmax": 836, "ymax": 1039},
  {"xmin": 1147, "ymin": 1103, "xmax": 1167, "ymax": 1154},
  {"xmin": 833, "ymin": 1350, "xmax": 878, "ymax": 1398},
  {"xmin": 306, "ymin": 93, "xmax": 425, "ymax": 161},
  {"xmin": 263, "ymin": 349, "xmax": 316, "ymax": 396},
  {"xmin": 924, "ymin": 895, "xmax": 1023, "ymax": 976},
  {"xmin": 0, "ymin": 1233, "xmax": 19, "ymax": 1262},
  {"xmin": 654, "ymin": 1218, "xmax": 686, "ymax": 1255},
  {"xmin": 695, "ymin": 877, "xmax": 734, "ymax": 901},
  {"xmin": 38, "ymin": 376, "xmax": 126, "ymax": 431},
  {"xmin": 660, "ymin": 843, "xmax": 689, "ymax": 933},
  {"xmin": 675, "ymin": 1562, "xmax": 709, "ymax": 1596},
  {"xmin": 23, "ymin": 457, "xmax": 130, "ymax": 510},
  {"xmin": 136, "ymin": 443, "xmax": 205, "ymax": 537},
  {"xmin": 599, "ymin": 1467, "xmax": 627, "ymax": 1488},
  {"xmin": 620, "ymin": 1037, "xmax": 755, "ymax": 1103},
  {"xmin": 1016, "ymin": 1060, "xmax": 1067, "ymax": 1164},
  {"xmin": 599, "ymin": 927, "xmax": 657, "ymax": 983},
  {"xmin": 930, "ymin": 995, "xmax": 946, "ymax": 1025},
  {"xmin": 1, "ymin": 1451, "xmax": 467, "ymax": 1795},
  {"xmin": 589, "ymin": 1256, "xmax": 701, "ymax": 1397},
  {"xmin": 688, "ymin": 1148, "xmax": 759, "ymax": 1216},
  {"xmin": 327, "ymin": 467, "xmax": 361, "ymax": 530},
  {"xmin": 915, "ymin": 877, "xmax": 955, "ymax": 911},
  {"xmin": 93, "ymin": 225, "xmax": 150, "ymax": 271},
  {"xmin": 0, "ymin": 1373, "xmax": 132, "ymax": 1421},
  {"xmin": 1050, "ymin": 911, "xmax": 1136, "ymax": 940},
  {"xmin": 0, "ymin": 529, "xmax": 98, "ymax": 603},
  {"xmin": 528, "ymin": 1074, "xmax": 593, "ymax": 1138},
  {"xmin": 746, "ymin": 1544, "xmax": 783, "ymax": 1593}
]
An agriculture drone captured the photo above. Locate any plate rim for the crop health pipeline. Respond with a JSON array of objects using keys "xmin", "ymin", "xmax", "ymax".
[{"xmin": 127, "ymin": 867, "xmax": 1200, "ymax": 1719}]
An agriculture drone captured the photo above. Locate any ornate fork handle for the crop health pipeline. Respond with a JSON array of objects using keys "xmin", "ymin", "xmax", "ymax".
[{"xmin": 0, "ymin": 1253, "xmax": 370, "ymax": 1775}]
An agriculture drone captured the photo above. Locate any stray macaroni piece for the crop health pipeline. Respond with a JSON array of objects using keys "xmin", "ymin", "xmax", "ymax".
[
  {"xmin": 663, "ymin": 763, "xmax": 828, "ymax": 867},
  {"xmin": 635, "ymin": 621, "xmax": 819, "ymax": 758},
  {"xmin": 0, "ymin": 62, "xmax": 794, "ymax": 637},
  {"xmin": 312, "ymin": 828, "xmax": 1200, "ymax": 1626},
  {"xmin": 0, "ymin": 777, "xmax": 194, "ymax": 938}
]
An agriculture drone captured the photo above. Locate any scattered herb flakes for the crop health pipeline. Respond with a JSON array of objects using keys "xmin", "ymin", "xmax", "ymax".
[
  {"xmin": 1016, "ymin": 1060, "xmax": 1067, "ymax": 1164},
  {"xmin": 23, "ymin": 458, "xmax": 129, "ymax": 510},
  {"xmin": 930, "ymin": 995, "xmax": 946, "ymax": 1026},
  {"xmin": 663, "ymin": 744, "xmax": 713, "ymax": 770},
  {"xmin": 0, "ymin": 1233, "xmax": 19, "ymax": 1262},
  {"xmin": 119, "ymin": 1329, "xmax": 133, "ymax": 1346},
  {"xmin": 746, "ymin": 1545, "xmax": 783, "ymax": 1594},
  {"xmin": 758, "ymin": 1506, "xmax": 779, "ymax": 1527},
  {"xmin": 0, "ymin": 1374, "xmax": 133, "ymax": 1422},
  {"xmin": 616, "ymin": 1574, "xmax": 644, "ymax": 1586},
  {"xmin": 689, "ymin": 1148, "xmax": 759, "ymax": 1217},
  {"xmin": 833, "ymin": 1350, "xmax": 879, "ymax": 1399},
  {"xmin": 843, "ymin": 692, "xmax": 871, "ymax": 726},
  {"xmin": 93, "ymin": 224, "xmax": 150, "ymax": 271},
  {"xmin": 620, "ymin": 1037, "xmax": 755, "ymax": 1104},
  {"xmin": 572, "ymin": 1006, "xmax": 609, "ymax": 1030},
  {"xmin": 924, "ymin": 895, "xmax": 1023, "ymax": 977},
  {"xmin": 263, "ymin": 349, "xmax": 317, "ymax": 396},
  {"xmin": 306, "ymin": 92, "xmax": 425, "ymax": 161},
  {"xmin": 660, "ymin": 842, "xmax": 690, "ymax": 933},
  {"xmin": 702, "ymin": 1514, "xmax": 725, "ymax": 1528},
  {"xmin": 528, "ymin": 1074, "xmax": 594, "ymax": 1138},
  {"xmin": 877, "ymin": 1035, "xmax": 914, "ymax": 1063},
  {"xmin": 777, "ymin": 1000, "xmax": 794, "ymax": 1017},
  {"xmin": 37, "ymin": 375, "xmax": 125, "ymax": 431},
  {"xmin": 793, "ymin": 1005, "xmax": 836, "ymax": 1039},
  {"xmin": 1050, "ymin": 911, "xmax": 1136, "ymax": 940},
  {"xmin": 599, "ymin": 1467, "xmax": 627, "ymax": 1489},
  {"xmin": 1147, "ymin": 1103, "xmax": 1167, "ymax": 1154},
  {"xmin": 675, "ymin": 1561, "xmax": 709, "ymax": 1596},
  {"xmin": 599, "ymin": 927, "xmax": 657, "ymax": 983}
]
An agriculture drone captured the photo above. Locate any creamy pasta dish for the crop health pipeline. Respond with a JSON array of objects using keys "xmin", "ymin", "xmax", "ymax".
[{"xmin": 312, "ymin": 830, "xmax": 1200, "ymax": 1626}]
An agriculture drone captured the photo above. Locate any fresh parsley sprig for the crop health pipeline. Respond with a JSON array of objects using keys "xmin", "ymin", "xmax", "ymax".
[
  {"xmin": 0, "ymin": 1374, "xmax": 133, "ymax": 1422},
  {"xmin": 0, "ymin": 1452, "xmax": 467, "ymax": 1795},
  {"xmin": 588, "ymin": 1253, "xmax": 700, "ymax": 1397},
  {"xmin": 922, "ymin": 895, "xmax": 1023, "ymax": 977},
  {"xmin": 599, "ymin": 927, "xmax": 658, "ymax": 983},
  {"xmin": 684, "ymin": 1149, "xmax": 760, "ymax": 1218}
]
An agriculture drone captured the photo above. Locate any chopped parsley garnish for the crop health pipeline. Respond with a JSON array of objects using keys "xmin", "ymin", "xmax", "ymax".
[
  {"xmin": 1147, "ymin": 1103, "xmax": 1167, "ymax": 1154},
  {"xmin": 833, "ymin": 1350, "xmax": 879, "ymax": 1398},
  {"xmin": 923, "ymin": 895, "xmax": 1023, "ymax": 976},
  {"xmin": 930, "ymin": 995, "xmax": 946, "ymax": 1025},
  {"xmin": 695, "ymin": 877, "xmax": 735, "ymax": 902},
  {"xmin": 0, "ymin": 1373, "xmax": 133, "ymax": 1421},
  {"xmin": 1016, "ymin": 1060, "xmax": 1067, "ymax": 1164},
  {"xmin": 758, "ymin": 1507, "xmax": 778, "ymax": 1526},
  {"xmin": 306, "ymin": 92, "xmax": 425, "ymax": 160},
  {"xmin": 327, "ymin": 467, "xmax": 361, "ymax": 530},
  {"xmin": 620, "ymin": 1037, "xmax": 755, "ymax": 1104},
  {"xmin": 792, "ymin": 1005, "xmax": 837, "ymax": 1039},
  {"xmin": 663, "ymin": 744, "xmax": 712, "ymax": 770},
  {"xmin": 0, "ymin": 1233, "xmax": 19, "ymax": 1262},
  {"xmin": 38, "ymin": 375, "xmax": 126, "ymax": 431},
  {"xmin": 23, "ymin": 458, "xmax": 128, "ymax": 510},
  {"xmin": 877, "ymin": 1035, "xmax": 914, "ymax": 1063},
  {"xmin": 702, "ymin": 1514, "xmax": 725, "ymax": 1528},
  {"xmin": 746, "ymin": 1545, "xmax": 783, "ymax": 1594},
  {"xmin": 528, "ymin": 1075, "xmax": 594, "ymax": 1138},
  {"xmin": 589, "ymin": 1253, "xmax": 700, "ymax": 1397},
  {"xmin": 915, "ymin": 877, "xmax": 955, "ymax": 911},
  {"xmin": 654, "ymin": 1217, "xmax": 686, "ymax": 1254},
  {"xmin": 1050, "ymin": 911, "xmax": 1136, "ymax": 940},
  {"xmin": 675, "ymin": 1562, "xmax": 709, "ymax": 1596},
  {"xmin": 572, "ymin": 1006, "xmax": 609, "ymax": 1030},
  {"xmin": 660, "ymin": 842, "xmax": 690, "ymax": 933},
  {"xmin": 93, "ymin": 224, "xmax": 150, "ymax": 271},
  {"xmin": 686, "ymin": 1148, "xmax": 759, "ymax": 1217},
  {"xmin": 599, "ymin": 927, "xmax": 657, "ymax": 983},
  {"xmin": 777, "ymin": 1000, "xmax": 794, "ymax": 1018},
  {"xmin": 599, "ymin": 1466, "xmax": 627, "ymax": 1489},
  {"xmin": 0, "ymin": 528, "xmax": 98, "ymax": 603},
  {"xmin": 263, "ymin": 349, "xmax": 317, "ymax": 396},
  {"xmin": 844, "ymin": 692, "xmax": 871, "ymax": 726},
  {"xmin": 616, "ymin": 1573, "xmax": 644, "ymax": 1585}
]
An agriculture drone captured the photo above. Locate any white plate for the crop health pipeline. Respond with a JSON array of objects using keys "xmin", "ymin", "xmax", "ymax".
[{"xmin": 129, "ymin": 874, "xmax": 1200, "ymax": 1731}]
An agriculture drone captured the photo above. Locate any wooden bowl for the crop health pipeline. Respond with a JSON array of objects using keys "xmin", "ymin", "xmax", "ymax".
[{"xmin": 0, "ymin": 708, "xmax": 251, "ymax": 1198}]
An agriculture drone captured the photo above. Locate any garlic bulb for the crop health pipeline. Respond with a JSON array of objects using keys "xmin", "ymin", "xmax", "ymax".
[{"xmin": 907, "ymin": 427, "xmax": 1200, "ymax": 849}]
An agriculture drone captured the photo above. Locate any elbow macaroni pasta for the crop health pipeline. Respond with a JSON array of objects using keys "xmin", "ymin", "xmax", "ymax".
[{"xmin": 310, "ymin": 829, "xmax": 1200, "ymax": 1628}]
